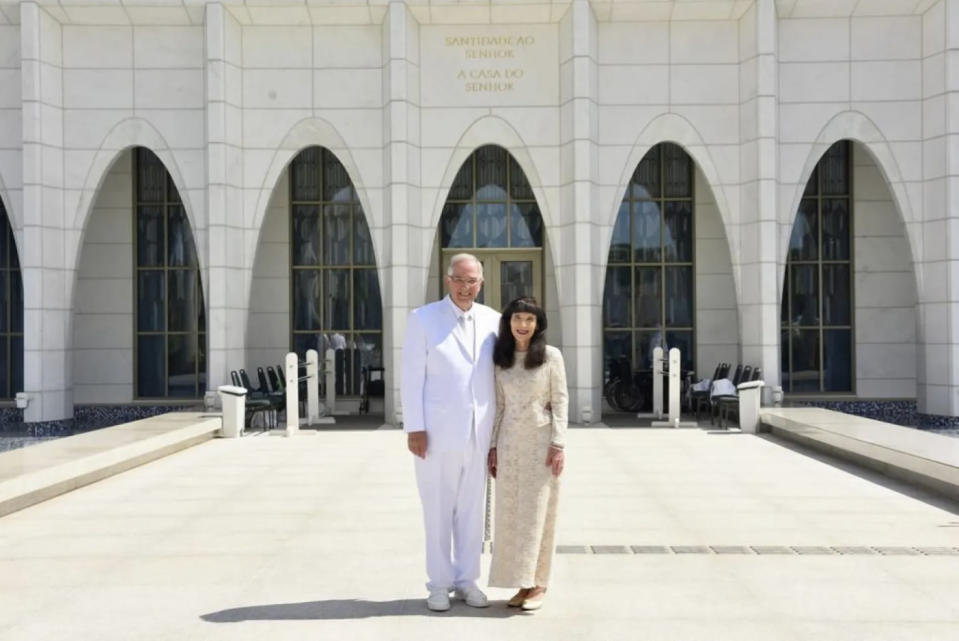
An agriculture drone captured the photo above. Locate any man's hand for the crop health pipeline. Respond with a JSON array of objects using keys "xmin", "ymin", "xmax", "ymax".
[
  {"xmin": 546, "ymin": 445, "xmax": 565, "ymax": 477},
  {"xmin": 407, "ymin": 431, "xmax": 427, "ymax": 459},
  {"xmin": 487, "ymin": 448, "xmax": 497, "ymax": 478}
]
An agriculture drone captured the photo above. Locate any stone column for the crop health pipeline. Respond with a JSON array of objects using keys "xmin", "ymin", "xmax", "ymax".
[
  {"xmin": 916, "ymin": 0, "xmax": 959, "ymax": 415},
  {"xmin": 383, "ymin": 0, "xmax": 422, "ymax": 425},
  {"xmin": 558, "ymin": 0, "xmax": 602, "ymax": 423},
  {"xmin": 205, "ymin": 3, "xmax": 247, "ymax": 395},
  {"xmin": 739, "ymin": 0, "xmax": 780, "ymax": 401},
  {"xmin": 20, "ymin": 2, "xmax": 71, "ymax": 424}
]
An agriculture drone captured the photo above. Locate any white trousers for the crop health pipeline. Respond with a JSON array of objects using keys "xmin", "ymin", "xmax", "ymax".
[{"xmin": 414, "ymin": 432, "xmax": 487, "ymax": 592}]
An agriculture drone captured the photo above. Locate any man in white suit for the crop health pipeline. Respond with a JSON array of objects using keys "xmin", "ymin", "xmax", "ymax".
[{"xmin": 401, "ymin": 253, "xmax": 501, "ymax": 611}]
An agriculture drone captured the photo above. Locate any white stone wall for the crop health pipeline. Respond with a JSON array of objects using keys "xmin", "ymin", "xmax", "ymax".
[
  {"xmin": 61, "ymin": 20, "xmax": 207, "ymax": 241},
  {"xmin": 775, "ymin": 6, "xmax": 928, "ymax": 406},
  {"xmin": 0, "ymin": 13, "xmax": 20, "ymax": 225},
  {"xmin": 595, "ymin": 17, "xmax": 741, "ymax": 238},
  {"xmin": 72, "ymin": 150, "xmax": 133, "ymax": 403},
  {"xmin": 246, "ymin": 169, "xmax": 290, "ymax": 371},
  {"xmin": 920, "ymin": 0, "xmax": 951, "ymax": 413},
  {"xmin": 694, "ymin": 167, "xmax": 739, "ymax": 377},
  {"xmin": 853, "ymin": 145, "xmax": 918, "ymax": 398}
]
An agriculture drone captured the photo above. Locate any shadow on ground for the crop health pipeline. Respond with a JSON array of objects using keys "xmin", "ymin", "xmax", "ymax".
[
  {"xmin": 201, "ymin": 599, "xmax": 524, "ymax": 621},
  {"xmin": 759, "ymin": 434, "xmax": 959, "ymax": 516}
]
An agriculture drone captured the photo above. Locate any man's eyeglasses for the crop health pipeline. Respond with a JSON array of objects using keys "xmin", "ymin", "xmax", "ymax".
[{"xmin": 450, "ymin": 276, "xmax": 482, "ymax": 287}]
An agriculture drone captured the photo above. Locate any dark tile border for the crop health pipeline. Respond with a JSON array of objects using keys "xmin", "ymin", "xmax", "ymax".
[
  {"xmin": 796, "ymin": 400, "xmax": 959, "ymax": 433},
  {"xmin": 552, "ymin": 544, "xmax": 959, "ymax": 556},
  {"xmin": 0, "ymin": 405, "xmax": 198, "ymax": 441}
]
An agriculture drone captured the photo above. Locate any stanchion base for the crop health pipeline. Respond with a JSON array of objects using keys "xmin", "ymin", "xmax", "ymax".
[
  {"xmin": 651, "ymin": 420, "xmax": 699, "ymax": 428},
  {"xmin": 635, "ymin": 412, "xmax": 664, "ymax": 420}
]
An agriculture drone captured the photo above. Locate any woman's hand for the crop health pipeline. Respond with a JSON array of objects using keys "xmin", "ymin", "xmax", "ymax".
[
  {"xmin": 546, "ymin": 444, "xmax": 565, "ymax": 477},
  {"xmin": 488, "ymin": 448, "xmax": 497, "ymax": 478}
]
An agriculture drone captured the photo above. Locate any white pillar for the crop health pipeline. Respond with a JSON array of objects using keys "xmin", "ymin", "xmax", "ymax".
[
  {"xmin": 558, "ymin": 0, "xmax": 602, "ymax": 423},
  {"xmin": 382, "ymin": 1, "xmax": 423, "ymax": 426},
  {"xmin": 20, "ymin": 3, "xmax": 71, "ymax": 423},
  {"xmin": 205, "ymin": 3, "xmax": 248, "ymax": 397},
  {"xmin": 918, "ymin": 0, "xmax": 959, "ymax": 415},
  {"xmin": 741, "ymin": 0, "xmax": 780, "ymax": 403}
]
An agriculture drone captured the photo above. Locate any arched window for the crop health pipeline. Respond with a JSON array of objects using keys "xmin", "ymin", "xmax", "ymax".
[
  {"xmin": 0, "ymin": 199, "xmax": 22, "ymax": 399},
  {"xmin": 439, "ymin": 145, "xmax": 544, "ymax": 309},
  {"xmin": 603, "ymin": 143, "xmax": 695, "ymax": 384},
  {"xmin": 289, "ymin": 147, "xmax": 381, "ymax": 396},
  {"xmin": 134, "ymin": 148, "xmax": 206, "ymax": 398},
  {"xmin": 781, "ymin": 141, "xmax": 853, "ymax": 393}
]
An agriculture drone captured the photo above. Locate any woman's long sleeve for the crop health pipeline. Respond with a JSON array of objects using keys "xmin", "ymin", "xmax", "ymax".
[
  {"xmin": 549, "ymin": 348, "xmax": 569, "ymax": 447},
  {"xmin": 491, "ymin": 369, "xmax": 505, "ymax": 448}
]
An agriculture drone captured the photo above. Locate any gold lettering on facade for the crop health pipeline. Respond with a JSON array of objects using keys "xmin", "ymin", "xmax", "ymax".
[{"xmin": 444, "ymin": 33, "xmax": 535, "ymax": 94}]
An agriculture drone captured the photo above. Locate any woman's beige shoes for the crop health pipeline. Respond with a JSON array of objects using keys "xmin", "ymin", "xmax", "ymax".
[
  {"xmin": 507, "ymin": 588, "xmax": 531, "ymax": 608},
  {"xmin": 521, "ymin": 587, "xmax": 547, "ymax": 611}
]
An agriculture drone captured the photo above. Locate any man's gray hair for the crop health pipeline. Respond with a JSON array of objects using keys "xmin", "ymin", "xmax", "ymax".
[{"xmin": 446, "ymin": 253, "xmax": 484, "ymax": 278}]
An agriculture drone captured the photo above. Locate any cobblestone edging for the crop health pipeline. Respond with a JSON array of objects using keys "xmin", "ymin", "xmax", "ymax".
[
  {"xmin": 797, "ymin": 400, "xmax": 959, "ymax": 433},
  {"xmin": 0, "ymin": 405, "xmax": 198, "ymax": 450}
]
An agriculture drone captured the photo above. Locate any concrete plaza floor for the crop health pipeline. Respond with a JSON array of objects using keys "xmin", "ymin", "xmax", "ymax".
[{"xmin": 1, "ymin": 425, "xmax": 958, "ymax": 640}]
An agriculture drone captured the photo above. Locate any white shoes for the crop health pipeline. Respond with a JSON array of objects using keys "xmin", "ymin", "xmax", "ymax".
[
  {"xmin": 426, "ymin": 589, "xmax": 450, "ymax": 611},
  {"xmin": 426, "ymin": 585, "xmax": 489, "ymax": 610},
  {"xmin": 454, "ymin": 585, "xmax": 490, "ymax": 608}
]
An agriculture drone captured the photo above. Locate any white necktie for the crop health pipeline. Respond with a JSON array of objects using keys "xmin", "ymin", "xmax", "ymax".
[{"xmin": 461, "ymin": 313, "xmax": 475, "ymax": 361}]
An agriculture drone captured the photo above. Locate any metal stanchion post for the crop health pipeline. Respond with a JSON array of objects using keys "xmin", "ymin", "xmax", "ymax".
[
  {"xmin": 652, "ymin": 346, "xmax": 664, "ymax": 420},
  {"xmin": 306, "ymin": 349, "xmax": 319, "ymax": 425},
  {"xmin": 285, "ymin": 352, "xmax": 299, "ymax": 436}
]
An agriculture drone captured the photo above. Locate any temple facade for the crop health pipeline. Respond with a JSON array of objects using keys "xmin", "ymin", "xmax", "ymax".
[{"xmin": 0, "ymin": 0, "xmax": 951, "ymax": 426}]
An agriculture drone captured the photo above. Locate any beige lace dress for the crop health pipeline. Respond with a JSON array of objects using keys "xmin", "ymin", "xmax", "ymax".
[{"xmin": 488, "ymin": 345, "xmax": 569, "ymax": 588}]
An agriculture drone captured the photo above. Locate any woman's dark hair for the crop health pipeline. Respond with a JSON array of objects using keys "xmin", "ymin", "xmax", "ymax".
[{"xmin": 493, "ymin": 296, "xmax": 548, "ymax": 369}]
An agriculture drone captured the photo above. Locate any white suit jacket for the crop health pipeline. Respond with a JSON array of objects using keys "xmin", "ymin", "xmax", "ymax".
[{"xmin": 401, "ymin": 296, "xmax": 501, "ymax": 452}]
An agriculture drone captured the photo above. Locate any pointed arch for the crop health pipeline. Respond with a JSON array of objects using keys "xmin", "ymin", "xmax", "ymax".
[
  {"xmin": 246, "ymin": 142, "xmax": 384, "ymax": 400},
  {"xmin": 612, "ymin": 114, "xmax": 734, "ymax": 231},
  {"xmin": 608, "ymin": 113, "xmax": 737, "ymax": 299},
  {"xmin": 784, "ymin": 111, "xmax": 920, "ymax": 295},
  {"xmin": 0, "ymin": 172, "xmax": 14, "ymax": 231},
  {"xmin": 250, "ymin": 117, "xmax": 377, "ymax": 263},
  {"xmin": 73, "ymin": 117, "xmax": 196, "ymax": 237},
  {"xmin": 430, "ymin": 115, "xmax": 553, "ymax": 234},
  {"xmin": 71, "ymin": 118, "xmax": 200, "ymax": 300},
  {"xmin": 429, "ymin": 115, "xmax": 556, "ymax": 303}
]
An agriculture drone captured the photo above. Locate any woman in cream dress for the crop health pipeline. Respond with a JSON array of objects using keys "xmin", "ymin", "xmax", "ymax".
[{"xmin": 487, "ymin": 296, "xmax": 568, "ymax": 611}]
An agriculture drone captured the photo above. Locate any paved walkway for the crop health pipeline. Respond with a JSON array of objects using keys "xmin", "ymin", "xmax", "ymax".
[{"xmin": 1, "ymin": 426, "xmax": 958, "ymax": 640}]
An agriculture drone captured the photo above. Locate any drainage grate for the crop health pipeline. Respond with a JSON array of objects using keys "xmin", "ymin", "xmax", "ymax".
[
  {"xmin": 630, "ymin": 545, "xmax": 670, "ymax": 554},
  {"xmin": 555, "ymin": 545, "xmax": 589, "ymax": 554},
  {"xmin": 551, "ymin": 545, "xmax": 959, "ymax": 556},
  {"xmin": 832, "ymin": 546, "xmax": 875, "ymax": 555},
  {"xmin": 874, "ymin": 546, "xmax": 921, "ymax": 556},
  {"xmin": 916, "ymin": 547, "xmax": 959, "ymax": 556},
  {"xmin": 751, "ymin": 546, "xmax": 793, "ymax": 555},
  {"xmin": 591, "ymin": 545, "xmax": 630, "ymax": 554},
  {"xmin": 671, "ymin": 545, "xmax": 711, "ymax": 554},
  {"xmin": 711, "ymin": 545, "xmax": 751, "ymax": 555},
  {"xmin": 791, "ymin": 546, "xmax": 833, "ymax": 555}
]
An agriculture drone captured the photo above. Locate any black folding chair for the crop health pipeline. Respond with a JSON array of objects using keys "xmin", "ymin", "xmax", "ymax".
[{"xmin": 692, "ymin": 362, "xmax": 728, "ymax": 420}]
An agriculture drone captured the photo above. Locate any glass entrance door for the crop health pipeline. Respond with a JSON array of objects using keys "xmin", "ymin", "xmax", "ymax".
[{"xmin": 441, "ymin": 249, "xmax": 542, "ymax": 313}]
